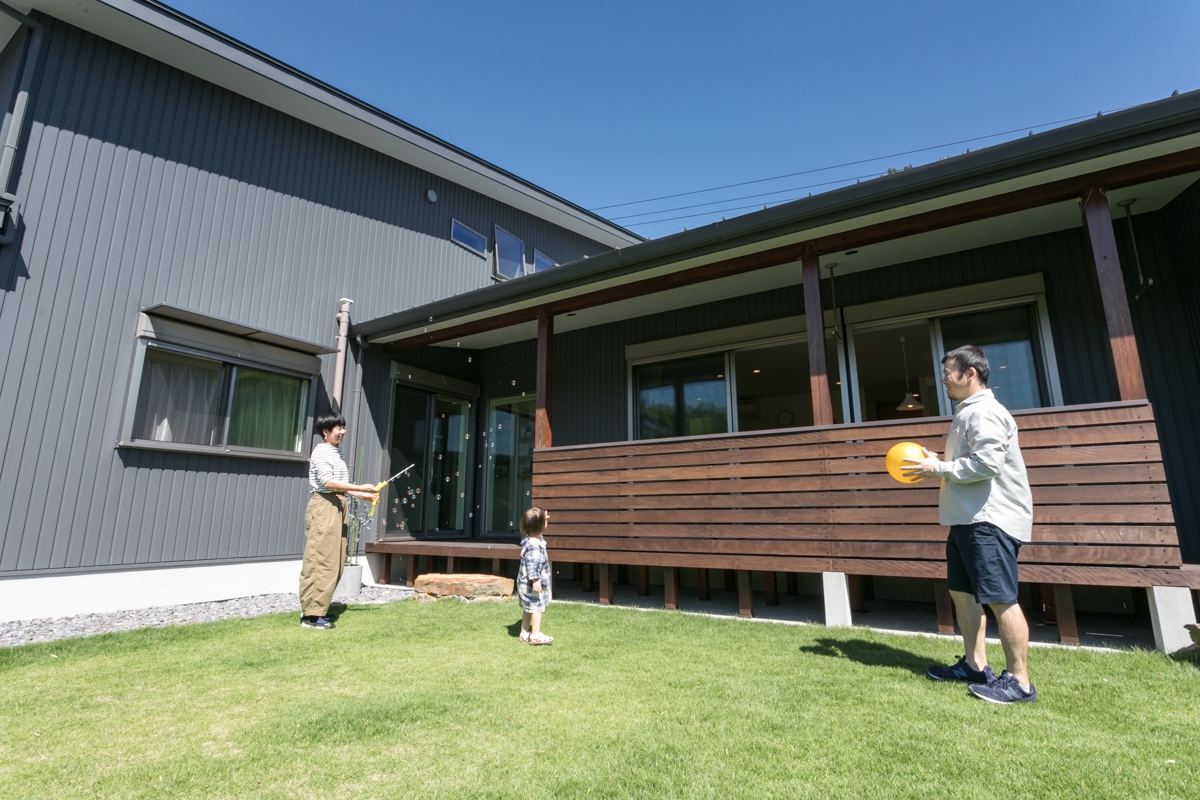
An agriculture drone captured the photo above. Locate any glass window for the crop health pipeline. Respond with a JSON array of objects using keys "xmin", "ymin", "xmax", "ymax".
[
  {"xmin": 132, "ymin": 348, "xmax": 227, "ymax": 445},
  {"xmin": 485, "ymin": 396, "xmax": 535, "ymax": 534},
  {"xmin": 533, "ymin": 250, "xmax": 557, "ymax": 273},
  {"xmin": 635, "ymin": 353, "xmax": 728, "ymax": 440},
  {"xmin": 450, "ymin": 219, "xmax": 487, "ymax": 256},
  {"xmin": 940, "ymin": 304, "xmax": 1047, "ymax": 410},
  {"xmin": 494, "ymin": 227, "xmax": 525, "ymax": 280},
  {"xmin": 735, "ymin": 336, "xmax": 843, "ymax": 432},
  {"xmin": 226, "ymin": 367, "xmax": 308, "ymax": 452},
  {"xmin": 386, "ymin": 387, "xmax": 429, "ymax": 536},
  {"xmin": 853, "ymin": 323, "xmax": 940, "ymax": 422},
  {"xmin": 130, "ymin": 345, "xmax": 310, "ymax": 453},
  {"xmin": 427, "ymin": 395, "xmax": 469, "ymax": 533}
]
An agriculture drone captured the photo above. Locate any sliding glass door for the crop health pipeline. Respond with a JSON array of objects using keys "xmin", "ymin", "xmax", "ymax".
[
  {"xmin": 484, "ymin": 396, "xmax": 536, "ymax": 536},
  {"xmin": 383, "ymin": 385, "xmax": 472, "ymax": 539}
]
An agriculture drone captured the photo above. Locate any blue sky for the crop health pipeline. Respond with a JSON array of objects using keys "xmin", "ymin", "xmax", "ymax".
[{"xmin": 169, "ymin": 1, "xmax": 1200, "ymax": 238}]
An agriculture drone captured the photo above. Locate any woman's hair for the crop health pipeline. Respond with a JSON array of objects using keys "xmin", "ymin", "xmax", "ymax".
[
  {"xmin": 520, "ymin": 506, "xmax": 548, "ymax": 535},
  {"xmin": 315, "ymin": 411, "xmax": 347, "ymax": 437}
]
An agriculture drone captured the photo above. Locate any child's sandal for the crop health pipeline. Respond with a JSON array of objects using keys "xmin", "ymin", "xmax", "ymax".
[
  {"xmin": 528, "ymin": 633, "xmax": 553, "ymax": 645},
  {"xmin": 519, "ymin": 630, "xmax": 530, "ymax": 643}
]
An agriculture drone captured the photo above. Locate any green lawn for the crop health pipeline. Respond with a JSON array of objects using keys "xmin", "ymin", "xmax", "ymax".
[{"xmin": 0, "ymin": 599, "xmax": 1196, "ymax": 799}]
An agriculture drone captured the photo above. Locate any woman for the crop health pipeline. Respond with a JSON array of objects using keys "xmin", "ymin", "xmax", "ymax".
[{"xmin": 299, "ymin": 411, "xmax": 378, "ymax": 630}]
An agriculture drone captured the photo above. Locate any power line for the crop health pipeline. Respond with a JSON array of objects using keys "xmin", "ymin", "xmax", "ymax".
[
  {"xmin": 628, "ymin": 190, "xmax": 857, "ymax": 227},
  {"xmin": 591, "ymin": 108, "xmax": 1126, "ymax": 212},
  {"xmin": 609, "ymin": 170, "xmax": 885, "ymax": 222}
]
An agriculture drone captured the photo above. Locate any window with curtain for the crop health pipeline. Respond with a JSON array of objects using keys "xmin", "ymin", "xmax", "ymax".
[{"xmin": 130, "ymin": 343, "xmax": 310, "ymax": 454}]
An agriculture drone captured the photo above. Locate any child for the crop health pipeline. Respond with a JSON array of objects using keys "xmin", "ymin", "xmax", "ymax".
[{"xmin": 517, "ymin": 507, "xmax": 553, "ymax": 645}]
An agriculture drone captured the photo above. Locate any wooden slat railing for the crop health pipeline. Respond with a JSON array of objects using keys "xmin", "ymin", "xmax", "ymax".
[{"xmin": 533, "ymin": 400, "xmax": 1199, "ymax": 590}]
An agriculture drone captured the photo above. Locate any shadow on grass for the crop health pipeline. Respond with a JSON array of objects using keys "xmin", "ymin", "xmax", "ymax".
[
  {"xmin": 799, "ymin": 637, "xmax": 934, "ymax": 677},
  {"xmin": 506, "ymin": 620, "xmax": 523, "ymax": 639}
]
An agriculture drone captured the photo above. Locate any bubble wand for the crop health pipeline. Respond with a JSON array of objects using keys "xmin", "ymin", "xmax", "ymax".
[{"xmin": 370, "ymin": 464, "xmax": 414, "ymax": 517}]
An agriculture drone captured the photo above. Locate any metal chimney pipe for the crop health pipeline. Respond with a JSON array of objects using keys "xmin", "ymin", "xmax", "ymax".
[{"xmin": 331, "ymin": 298, "xmax": 353, "ymax": 411}]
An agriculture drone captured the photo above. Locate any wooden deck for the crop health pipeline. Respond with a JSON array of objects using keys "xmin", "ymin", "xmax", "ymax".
[{"xmin": 530, "ymin": 400, "xmax": 1198, "ymax": 635}]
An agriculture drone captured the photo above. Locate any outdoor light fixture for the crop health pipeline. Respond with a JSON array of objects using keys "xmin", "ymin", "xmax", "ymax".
[{"xmin": 896, "ymin": 336, "xmax": 925, "ymax": 412}]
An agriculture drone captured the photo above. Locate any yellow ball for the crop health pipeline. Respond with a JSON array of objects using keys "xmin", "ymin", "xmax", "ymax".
[{"xmin": 886, "ymin": 441, "xmax": 926, "ymax": 484}]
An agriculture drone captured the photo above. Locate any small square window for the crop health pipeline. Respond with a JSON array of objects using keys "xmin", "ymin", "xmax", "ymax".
[
  {"xmin": 494, "ymin": 226, "xmax": 525, "ymax": 280},
  {"xmin": 450, "ymin": 219, "xmax": 487, "ymax": 256},
  {"xmin": 533, "ymin": 250, "xmax": 557, "ymax": 273}
]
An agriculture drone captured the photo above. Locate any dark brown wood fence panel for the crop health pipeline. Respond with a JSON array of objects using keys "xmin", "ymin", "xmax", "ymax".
[{"xmin": 532, "ymin": 401, "xmax": 1190, "ymax": 588}]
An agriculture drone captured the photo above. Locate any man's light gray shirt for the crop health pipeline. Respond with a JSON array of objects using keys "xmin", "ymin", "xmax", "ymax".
[{"xmin": 932, "ymin": 389, "xmax": 1034, "ymax": 542}]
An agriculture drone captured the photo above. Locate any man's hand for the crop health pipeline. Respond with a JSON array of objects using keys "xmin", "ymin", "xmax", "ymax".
[{"xmin": 902, "ymin": 446, "xmax": 941, "ymax": 480}]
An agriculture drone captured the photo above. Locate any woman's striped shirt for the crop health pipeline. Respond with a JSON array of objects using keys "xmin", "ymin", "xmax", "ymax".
[{"xmin": 309, "ymin": 443, "xmax": 349, "ymax": 493}]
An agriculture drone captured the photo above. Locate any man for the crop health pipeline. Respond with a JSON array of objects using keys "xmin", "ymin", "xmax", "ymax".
[{"xmin": 904, "ymin": 345, "xmax": 1037, "ymax": 704}]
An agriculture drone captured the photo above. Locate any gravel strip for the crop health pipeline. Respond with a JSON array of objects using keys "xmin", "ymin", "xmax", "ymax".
[{"xmin": 0, "ymin": 585, "xmax": 414, "ymax": 648}]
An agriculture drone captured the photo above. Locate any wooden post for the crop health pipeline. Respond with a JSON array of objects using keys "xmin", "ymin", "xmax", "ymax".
[
  {"xmin": 1052, "ymin": 584, "xmax": 1080, "ymax": 644},
  {"xmin": 378, "ymin": 553, "xmax": 391, "ymax": 585},
  {"xmin": 492, "ymin": 557, "xmax": 502, "ymax": 576},
  {"xmin": 405, "ymin": 554, "xmax": 418, "ymax": 588},
  {"xmin": 1079, "ymin": 188, "xmax": 1148, "ymax": 400},
  {"xmin": 664, "ymin": 567, "xmax": 679, "ymax": 610},
  {"xmin": 697, "ymin": 568, "xmax": 711, "ymax": 601},
  {"xmin": 536, "ymin": 309, "xmax": 554, "ymax": 448},
  {"xmin": 802, "ymin": 244, "xmax": 835, "ymax": 426},
  {"xmin": 445, "ymin": 555, "xmax": 458, "ymax": 574},
  {"xmin": 933, "ymin": 579, "xmax": 955, "ymax": 634},
  {"xmin": 737, "ymin": 570, "xmax": 753, "ymax": 617},
  {"xmin": 636, "ymin": 565, "xmax": 650, "ymax": 596},
  {"xmin": 848, "ymin": 574, "xmax": 865, "ymax": 613},
  {"xmin": 598, "ymin": 564, "xmax": 612, "ymax": 605},
  {"xmin": 764, "ymin": 572, "xmax": 779, "ymax": 606}
]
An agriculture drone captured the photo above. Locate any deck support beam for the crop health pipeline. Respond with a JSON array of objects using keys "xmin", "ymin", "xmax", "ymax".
[
  {"xmin": 823, "ymin": 572, "xmax": 853, "ymax": 627},
  {"xmin": 598, "ymin": 564, "xmax": 612, "ymax": 604},
  {"xmin": 636, "ymin": 565, "xmax": 650, "ymax": 596},
  {"xmin": 933, "ymin": 579, "xmax": 955, "ymax": 634},
  {"xmin": 697, "ymin": 568, "xmax": 711, "ymax": 601},
  {"xmin": 802, "ymin": 244, "xmax": 835, "ymax": 426},
  {"xmin": 764, "ymin": 572, "xmax": 779, "ymax": 606},
  {"xmin": 737, "ymin": 570, "xmax": 753, "ymax": 617},
  {"xmin": 1080, "ymin": 188, "xmax": 1147, "ymax": 401},
  {"xmin": 536, "ymin": 309, "xmax": 554, "ymax": 448},
  {"xmin": 1147, "ymin": 585, "xmax": 1198, "ymax": 653},
  {"xmin": 664, "ymin": 567, "xmax": 679, "ymax": 610}
]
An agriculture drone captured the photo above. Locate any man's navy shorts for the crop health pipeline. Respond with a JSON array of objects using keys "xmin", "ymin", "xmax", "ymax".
[{"xmin": 946, "ymin": 522, "xmax": 1022, "ymax": 605}]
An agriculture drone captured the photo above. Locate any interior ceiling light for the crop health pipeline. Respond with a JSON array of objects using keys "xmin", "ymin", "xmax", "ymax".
[{"xmin": 897, "ymin": 335, "xmax": 925, "ymax": 412}]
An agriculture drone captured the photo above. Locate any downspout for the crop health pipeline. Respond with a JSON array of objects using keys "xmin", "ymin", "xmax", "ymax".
[
  {"xmin": 0, "ymin": 2, "xmax": 44, "ymax": 245},
  {"xmin": 331, "ymin": 298, "xmax": 353, "ymax": 411}
]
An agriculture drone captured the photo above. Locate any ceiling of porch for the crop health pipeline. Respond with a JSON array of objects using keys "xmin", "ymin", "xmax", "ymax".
[{"xmin": 434, "ymin": 170, "xmax": 1200, "ymax": 350}]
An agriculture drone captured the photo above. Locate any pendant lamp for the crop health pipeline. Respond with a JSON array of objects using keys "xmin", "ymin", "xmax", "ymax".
[{"xmin": 896, "ymin": 336, "xmax": 925, "ymax": 411}]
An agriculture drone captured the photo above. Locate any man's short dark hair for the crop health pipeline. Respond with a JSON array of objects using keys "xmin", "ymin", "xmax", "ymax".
[
  {"xmin": 315, "ymin": 411, "xmax": 346, "ymax": 437},
  {"xmin": 942, "ymin": 345, "xmax": 990, "ymax": 385}
]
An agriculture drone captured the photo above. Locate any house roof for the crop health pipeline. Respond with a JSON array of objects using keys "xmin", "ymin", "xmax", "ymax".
[
  {"xmin": 17, "ymin": 0, "xmax": 642, "ymax": 249},
  {"xmin": 356, "ymin": 88, "xmax": 1200, "ymax": 346}
]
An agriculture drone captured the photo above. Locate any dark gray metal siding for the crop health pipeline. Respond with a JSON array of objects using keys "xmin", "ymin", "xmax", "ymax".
[
  {"xmin": 536, "ymin": 226, "xmax": 1117, "ymax": 451},
  {"xmin": 0, "ymin": 16, "xmax": 613, "ymax": 575}
]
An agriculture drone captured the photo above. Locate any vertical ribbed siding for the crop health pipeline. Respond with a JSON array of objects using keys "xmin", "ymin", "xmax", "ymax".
[
  {"xmin": 1133, "ymin": 184, "xmax": 1200, "ymax": 561},
  {"xmin": 540, "ymin": 225, "xmax": 1117, "ymax": 451},
  {"xmin": 0, "ymin": 17, "xmax": 614, "ymax": 575}
]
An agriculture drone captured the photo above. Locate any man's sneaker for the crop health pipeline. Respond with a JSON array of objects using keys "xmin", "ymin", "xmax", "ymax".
[
  {"xmin": 927, "ymin": 656, "xmax": 989, "ymax": 683},
  {"xmin": 968, "ymin": 670, "xmax": 1037, "ymax": 704},
  {"xmin": 300, "ymin": 615, "xmax": 335, "ymax": 630}
]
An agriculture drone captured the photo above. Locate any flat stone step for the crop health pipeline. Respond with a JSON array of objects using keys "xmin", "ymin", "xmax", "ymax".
[{"xmin": 413, "ymin": 573, "xmax": 514, "ymax": 603}]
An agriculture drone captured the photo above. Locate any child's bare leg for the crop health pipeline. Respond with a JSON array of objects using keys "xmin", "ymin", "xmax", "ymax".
[
  {"xmin": 521, "ymin": 611, "xmax": 531, "ymax": 636},
  {"xmin": 530, "ymin": 611, "xmax": 542, "ymax": 636}
]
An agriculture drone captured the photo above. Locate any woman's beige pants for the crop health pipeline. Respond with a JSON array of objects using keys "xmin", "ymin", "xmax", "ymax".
[{"xmin": 299, "ymin": 492, "xmax": 348, "ymax": 617}]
